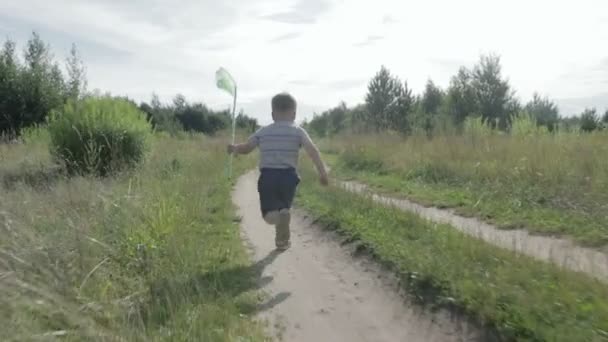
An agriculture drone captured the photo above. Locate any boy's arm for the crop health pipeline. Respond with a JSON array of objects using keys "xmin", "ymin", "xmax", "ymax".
[
  {"xmin": 301, "ymin": 130, "xmax": 329, "ymax": 185},
  {"xmin": 228, "ymin": 133, "xmax": 258, "ymax": 155},
  {"xmin": 228, "ymin": 140, "xmax": 256, "ymax": 155}
]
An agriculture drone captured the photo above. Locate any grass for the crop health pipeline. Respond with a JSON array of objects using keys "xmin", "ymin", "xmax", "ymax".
[
  {"xmin": 0, "ymin": 132, "xmax": 268, "ymax": 341},
  {"xmin": 296, "ymin": 162, "xmax": 608, "ymax": 341},
  {"xmin": 320, "ymin": 129, "xmax": 608, "ymax": 247}
]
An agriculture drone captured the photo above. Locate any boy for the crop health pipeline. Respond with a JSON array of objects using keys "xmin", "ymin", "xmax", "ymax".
[{"xmin": 228, "ymin": 92, "xmax": 329, "ymax": 250}]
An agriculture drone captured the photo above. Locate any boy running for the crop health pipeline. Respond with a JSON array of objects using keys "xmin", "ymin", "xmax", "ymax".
[{"xmin": 228, "ymin": 93, "xmax": 329, "ymax": 250}]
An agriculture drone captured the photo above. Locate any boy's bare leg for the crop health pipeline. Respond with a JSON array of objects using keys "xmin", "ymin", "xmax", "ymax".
[
  {"xmin": 275, "ymin": 208, "xmax": 291, "ymax": 250},
  {"xmin": 263, "ymin": 210, "xmax": 280, "ymax": 225}
]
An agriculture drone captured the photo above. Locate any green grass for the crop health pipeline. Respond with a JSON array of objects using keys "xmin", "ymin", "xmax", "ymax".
[
  {"xmin": 1, "ymin": 133, "xmax": 267, "ymax": 341},
  {"xmin": 297, "ymin": 163, "xmax": 608, "ymax": 341},
  {"xmin": 320, "ymin": 131, "xmax": 608, "ymax": 247}
]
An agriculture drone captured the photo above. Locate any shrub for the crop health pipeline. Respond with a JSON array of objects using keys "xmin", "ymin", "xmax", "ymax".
[
  {"xmin": 20, "ymin": 124, "xmax": 51, "ymax": 145},
  {"xmin": 48, "ymin": 96, "xmax": 151, "ymax": 175}
]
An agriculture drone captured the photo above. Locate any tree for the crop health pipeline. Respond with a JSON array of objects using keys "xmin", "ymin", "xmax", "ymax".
[
  {"xmin": 24, "ymin": 32, "xmax": 50, "ymax": 70},
  {"xmin": 602, "ymin": 109, "xmax": 608, "ymax": 125},
  {"xmin": 525, "ymin": 93, "xmax": 559, "ymax": 131},
  {"xmin": 445, "ymin": 67, "xmax": 476, "ymax": 127},
  {"xmin": 20, "ymin": 32, "xmax": 65, "ymax": 131},
  {"xmin": 172, "ymin": 93, "xmax": 187, "ymax": 112},
  {"xmin": 471, "ymin": 54, "xmax": 518, "ymax": 130},
  {"xmin": 365, "ymin": 66, "xmax": 414, "ymax": 133},
  {"xmin": 421, "ymin": 80, "xmax": 444, "ymax": 115},
  {"xmin": 415, "ymin": 80, "xmax": 445, "ymax": 136},
  {"xmin": 305, "ymin": 102, "xmax": 349, "ymax": 137},
  {"xmin": 387, "ymin": 80, "xmax": 414, "ymax": 134},
  {"xmin": 151, "ymin": 93, "xmax": 162, "ymax": 110},
  {"xmin": 0, "ymin": 32, "xmax": 67, "ymax": 135},
  {"xmin": 0, "ymin": 39, "xmax": 23, "ymax": 135},
  {"xmin": 236, "ymin": 109, "xmax": 258, "ymax": 133},
  {"xmin": 580, "ymin": 108, "xmax": 599, "ymax": 132},
  {"xmin": 65, "ymin": 43, "xmax": 87, "ymax": 100},
  {"xmin": 365, "ymin": 66, "xmax": 398, "ymax": 130}
]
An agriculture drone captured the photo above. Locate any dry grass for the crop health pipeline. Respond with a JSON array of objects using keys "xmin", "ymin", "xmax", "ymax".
[
  {"xmin": 321, "ymin": 125, "xmax": 608, "ymax": 245},
  {"xmin": 0, "ymin": 133, "xmax": 266, "ymax": 341}
]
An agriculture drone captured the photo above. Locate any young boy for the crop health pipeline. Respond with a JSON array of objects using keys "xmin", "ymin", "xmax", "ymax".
[{"xmin": 228, "ymin": 92, "xmax": 329, "ymax": 250}]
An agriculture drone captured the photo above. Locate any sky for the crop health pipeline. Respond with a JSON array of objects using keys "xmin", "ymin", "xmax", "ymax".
[{"xmin": 1, "ymin": 0, "xmax": 607, "ymax": 124}]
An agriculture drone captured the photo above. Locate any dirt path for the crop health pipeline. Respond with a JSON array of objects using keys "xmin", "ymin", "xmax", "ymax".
[
  {"xmin": 233, "ymin": 171, "xmax": 483, "ymax": 342},
  {"xmin": 340, "ymin": 180, "xmax": 608, "ymax": 283}
]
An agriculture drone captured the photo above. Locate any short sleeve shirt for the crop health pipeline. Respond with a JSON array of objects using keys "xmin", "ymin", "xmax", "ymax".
[{"xmin": 248, "ymin": 121, "xmax": 313, "ymax": 169}]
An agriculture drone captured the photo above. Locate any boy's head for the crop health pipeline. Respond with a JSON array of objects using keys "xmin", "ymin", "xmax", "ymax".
[{"xmin": 271, "ymin": 92, "xmax": 297, "ymax": 122}]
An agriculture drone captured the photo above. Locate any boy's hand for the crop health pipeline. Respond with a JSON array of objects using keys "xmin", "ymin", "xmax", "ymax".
[
  {"xmin": 319, "ymin": 173, "xmax": 329, "ymax": 186},
  {"xmin": 227, "ymin": 144, "xmax": 235, "ymax": 154}
]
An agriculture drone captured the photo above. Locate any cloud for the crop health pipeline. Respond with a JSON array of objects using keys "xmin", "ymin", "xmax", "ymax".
[
  {"xmin": 269, "ymin": 32, "xmax": 301, "ymax": 43},
  {"xmin": 382, "ymin": 15, "xmax": 398, "ymax": 24},
  {"xmin": 261, "ymin": 0, "xmax": 330, "ymax": 24},
  {"xmin": 327, "ymin": 79, "xmax": 366, "ymax": 89},
  {"xmin": 289, "ymin": 79, "xmax": 315, "ymax": 86},
  {"xmin": 428, "ymin": 57, "xmax": 470, "ymax": 73},
  {"xmin": 353, "ymin": 35, "xmax": 384, "ymax": 47},
  {"xmin": 3, "ymin": 0, "xmax": 608, "ymax": 124}
]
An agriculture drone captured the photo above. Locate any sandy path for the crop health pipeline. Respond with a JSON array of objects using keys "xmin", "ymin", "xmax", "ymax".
[
  {"xmin": 340, "ymin": 180, "xmax": 608, "ymax": 283},
  {"xmin": 233, "ymin": 171, "xmax": 483, "ymax": 342}
]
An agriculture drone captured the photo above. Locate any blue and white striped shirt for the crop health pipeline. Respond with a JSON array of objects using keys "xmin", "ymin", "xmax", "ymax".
[{"xmin": 248, "ymin": 121, "xmax": 313, "ymax": 169}]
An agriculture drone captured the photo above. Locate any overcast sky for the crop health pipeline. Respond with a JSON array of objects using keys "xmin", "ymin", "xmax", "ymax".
[{"xmin": 1, "ymin": 0, "xmax": 607, "ymax": 124}]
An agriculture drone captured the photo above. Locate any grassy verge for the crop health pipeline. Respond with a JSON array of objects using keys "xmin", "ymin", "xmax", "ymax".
[
  {"xmin": 297, "ymin": 163, "xmax": 608, "ymax": 341},
  {"xmin": 1, "ymin": 134, "xmax": 266, "ymax": 341},
  {"xmin": 320, "ymin": 132, "xmax": 608, "ymax": 247}
]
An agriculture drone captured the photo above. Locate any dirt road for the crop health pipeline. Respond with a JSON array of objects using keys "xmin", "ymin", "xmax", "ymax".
[
  {"xmin": 233, "ymin": 171, "xmax": 482, "ymax": 342},
  {"xmin": 340, "ymin": 180, "xmax": 608, "ymax": 283}
]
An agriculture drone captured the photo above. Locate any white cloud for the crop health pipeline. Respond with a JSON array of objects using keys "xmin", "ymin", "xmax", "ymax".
[{"xmin": 1, "ymin": 0, "xmax": 607, "ymax": 123}]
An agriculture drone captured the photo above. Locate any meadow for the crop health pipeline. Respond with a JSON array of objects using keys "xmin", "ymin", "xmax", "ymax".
[
  {"xmin": 0, "ymin": 131, "xmax": 267, "ymax": 341},
  {"xmin": 318, "ymin": 117, "xmax": 608, "ymax": 247},
  {"xmin": 297, "ymin": 157, "xmax": 608, "ymax": 341}
]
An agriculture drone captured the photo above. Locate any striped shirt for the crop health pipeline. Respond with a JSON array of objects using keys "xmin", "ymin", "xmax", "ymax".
[{"xmin": 248, "ymin": 121, "xmax": 313, "ymax": 169}]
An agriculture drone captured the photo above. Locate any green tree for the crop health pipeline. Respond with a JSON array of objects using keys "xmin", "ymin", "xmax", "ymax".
[
  {"xmin": 471, "ymin": 54, "xmax": 518, "ymax": 130},
  {"xmin": 421, "ymin": 79, "xmax": 444, "ymax": 114},
  {"xmin": 20, "ymin": 32, "xmax": 65, "ymax": 132},
  {"xmin": 65, "ymin": 43, "xmax": 87, "ymax": 100},
  {"xmin": 445, "ymin": 67, "xmax": 476, "ymax": 127},
  {"xmin": 328, "ymin": 102, "xmax": 348, "ymax": 134},
  {"xmin": 580, "ymin": 108, "xmax": 599, "ymax": 132},
  {"xmin": 305, "ymin": 103, "xmax": 349, "ymax": 137},
  {"xmin": 602, "ymin": 109, "xmax": 608, "ymax": 125},
  {"xmin": 0, "ymin": 39, "xmax": 23, "ymax": 135},
  {"xmin": 172, "ymin": 93, "xmax": 187, "ymax": 112},
  {"xmin": 387, "ymin": 80, "xmax": 414, "ymax": 134},
  {"xmin": 365, "ymin": 66, "xmax": 398, "ymax": 130},
  {"xmin": 525, "ymin": 93, "xmax": 559, "ymax": 131},
  {"xmin": 416, "ymin": 80, "xmax": 445, "ymax": 136},
  {"xmin": 235, "ymin": 109, "xmax": 258, "ymax": 133}
]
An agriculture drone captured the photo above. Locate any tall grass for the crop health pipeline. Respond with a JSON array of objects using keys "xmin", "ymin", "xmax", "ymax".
[
  {"xmin": 322, "ymin": 117, "xmax": 608, "ymax": 245},
  {"xmin": 1, "ymin": 133, "xmax": 266, "ymax": 341}
]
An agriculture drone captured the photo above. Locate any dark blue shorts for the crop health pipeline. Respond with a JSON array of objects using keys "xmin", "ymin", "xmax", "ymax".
[{"xmin": 258, "ymin": 168, "xmax": 300, "ymax": 216}]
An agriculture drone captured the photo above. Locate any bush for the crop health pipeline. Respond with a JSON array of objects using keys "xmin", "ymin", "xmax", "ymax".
[
  {"xmin": 48, "ymin": 96, "xmax": 151, "ymax": 175},
  {"xmin": 20, "ymin": 125, "xmax": 51, "ymax": 145}
]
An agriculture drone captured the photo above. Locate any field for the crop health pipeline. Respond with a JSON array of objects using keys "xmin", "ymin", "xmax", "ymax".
[
  {"xmin": 297, "ymin": 156, "xmax": 608, "ymax": 341},
  {"xmin": 319, "ymin": 127, "xmax": 608, "ymax": 247},
  {"xmin": 0, "ymin": 132, "xmax": 266, "ymax": 341},
  {"xmin": 3, "ymin": 121, "xmax": 608, "ymax": 341}
]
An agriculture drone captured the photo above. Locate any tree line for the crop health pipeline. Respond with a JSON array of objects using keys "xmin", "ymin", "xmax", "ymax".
[
  {"xmin": 138, "ymin": 94, "xmax": 258, "ymax": 136},
  {"xmin": 0, "ymin": 32, "xmax": 258, "ymax": 139},
  {"xmin": 304, "ymin": 54, "xmax": 608, "ymax": 137}
]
